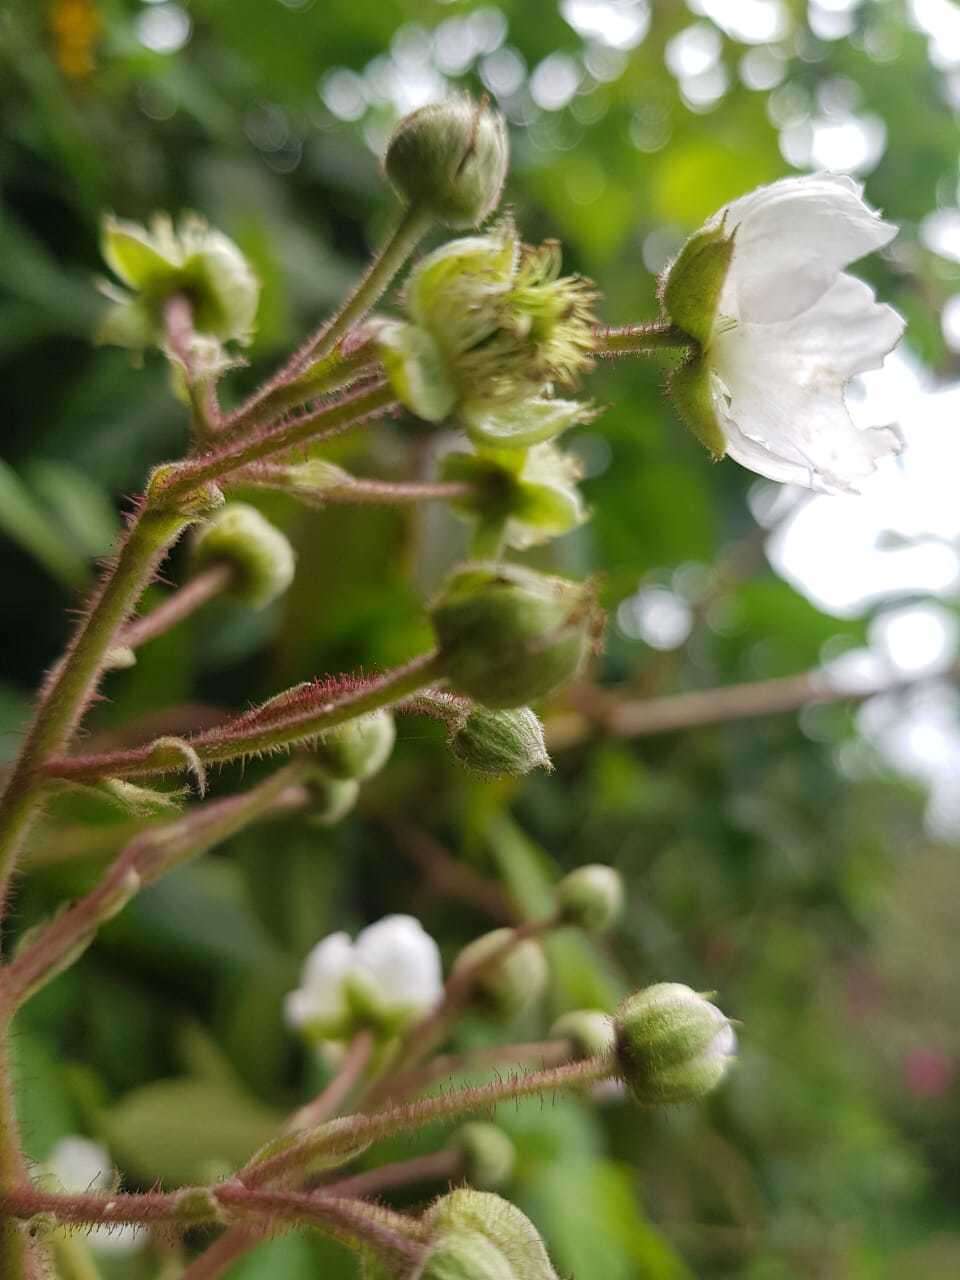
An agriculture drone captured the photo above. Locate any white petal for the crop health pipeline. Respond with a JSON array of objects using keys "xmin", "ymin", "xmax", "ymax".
[
  {"xmin": 711, "ymin": 273, "xmax": 905, "ymax": 492},
  {"xmin": 301, "ymin": 931, "xmax": 354, "ymax": 989},
  {"xmin": 46, "ymin": 1137, "xmax": 113, "ymax": 1193},
  {"xmin": 353, "ymin": 915, "xmax": 443, "ymax": 1016},
  {"xmin": 718, "ymin": 174, "xmax": 898, "ymax": 324}
]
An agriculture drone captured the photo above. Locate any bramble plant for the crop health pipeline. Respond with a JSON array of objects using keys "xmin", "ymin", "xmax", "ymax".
[{"xmin": 0, "ymin": 92, "xmax": 904, "ymax": 1279}]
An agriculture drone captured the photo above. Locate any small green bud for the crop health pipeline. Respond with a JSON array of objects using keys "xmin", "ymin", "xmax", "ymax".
[
  {"xmin": 191, "ymin": 503, "xmax": 295, "ymax": 609},
  {"xmin": 452, "ymin": 928, "xmax": 548, "ymax": 1021},
  {"xmin": 420, "ymin": 1190, "xmax": 559, "ymax": 1280},
  {"xmin": 461, "ymin": 397, "xmax": 593, "ymax": 450},
  {"xmin": 441, "ymin": 444, "xmax": 586, "ymax": 550},
  {"xmin": 305, "ymin": 775, "xmax": 361, "ymax": 827},
  {"xmin": 99, "ymin": 213, "xmax": 259, "ymax": 350},
  {"xmin": 385, "ymin": 96, "xmax": 508, "ymax": 229},
  {"xmin": 449, "ymin": 706, "xmax": 551, "ymax": 778},
  {"xmin": 555, "ymin": 864, "xmax": 624, "ymax": 932},
  {"xmin": 614, "ymin": 983, "xmax": 736, "ymax": 1105},
  {"xmin": 660, "ymin": 219, "xmax": 736, "ymax": 347},
  {"xmin": 313, "ymin": 711, "xmax": 396, "ymax": 782},
  {"xmin": 431, "ymin": 562, "xmax": 600, "ymax": 710},
  {"xmin": 668, "ymin": 353, "xmax": 727, "ymax": 460},
  {"xmin": 549, "ymin": 1009, "xmax": 616, "ymax": 1061},
  {"xmin": 454, "ymin": 1124, "xmax": 516, "ymax": 1190}
]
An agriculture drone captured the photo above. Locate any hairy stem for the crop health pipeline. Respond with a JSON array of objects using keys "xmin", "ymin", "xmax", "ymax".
[
  {"xmin": 376, "ymin": 1037, "xmax": 575, "ymax": 1106},
  {"xmin": 118, "ymin": 562, "xmax": 234, "ymax": 651},
  {"xmin": 322, "ymin": 1147, "xmax": 462, "ymax": 1201},
  {"xmin": 239, "ymin": 1053, "xmax": 614, "ymax": 1188},
  {"xmin": 595, "ymin": 322, "xmax": 692, "ymax": 356},
  {"xmin": 2, "ymin": 764, "xmax": 309, "ymax": 1011},
  {"xmin": 239, "ymin": 467, "xmax": 472, "ymax": 508},
  {"xmin": 159, "ymin": 381, "xmax": 397, "ymax": 498},
  {"xmin": 45, "ymin": 652, "xmax": 446, "ymax": 784}
]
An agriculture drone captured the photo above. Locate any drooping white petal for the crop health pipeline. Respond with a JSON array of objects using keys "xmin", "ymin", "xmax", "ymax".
[
  {"xmin": 352, "ymin": 914, "xmax": 443, "ymax": 1016},
  {"xmin": 711, "ymin": 273, "xmax": 905, "ymax": 492},
  {"xmin": 718, "ymin": 174, "xmax": 898, "ymax": 324}
]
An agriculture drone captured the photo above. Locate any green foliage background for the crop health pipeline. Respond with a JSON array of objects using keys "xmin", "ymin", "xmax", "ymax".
[{"xmin": 3, "ymin": 1, "xmax": 960, "ymax": 1276}]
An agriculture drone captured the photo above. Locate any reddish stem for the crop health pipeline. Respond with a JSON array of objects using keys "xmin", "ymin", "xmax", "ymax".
[{"xmin": 119, "ymin": 563, "xmax": 234, "ymax": 650}]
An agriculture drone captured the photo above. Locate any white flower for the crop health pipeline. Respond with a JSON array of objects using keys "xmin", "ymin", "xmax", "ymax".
[
  {"xmin": 284, "ymin": 914, "xmax": 443, "ymax": 1039},
  {"xmin": 696, "ymin": 175, "xmax": 905, "ymax": 493},
  {"xmin": 45, "ymin": 1137, "xmax": 144, "ymax": 1256}
]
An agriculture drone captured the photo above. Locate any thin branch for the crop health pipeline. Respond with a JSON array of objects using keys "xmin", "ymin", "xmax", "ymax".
[
  {"xmin": 287, "ymin": 1030, "xmax": 375, "ymax": 1133},
  {"xmin": 321, "ymin": 1148, "xmax": 462, "ymax": 1201},
  {"xmin": 387, "ymin": 823, "xmax": 519, "ymax": 923},
  {"xmin": 595, "ymin": 322, "xmax": 692, "ymax": 357},
  {"xmin": 118, "ymin": 563, "xmax": 234, "ymax": 650},
  {"xmin": 379, "ymin": 1037, "xmax": 575, "ymax": 1106},
  {"xmin": 1, "ymin": 765, "xmax": 309, "ymax": 1010},
  {"xmin": 44, "ymin": 652, "xmax": 445, "ymax": 784},
  {"xmin": 548, "ymin": 662, "xmax": 959, "ymax": 749}
]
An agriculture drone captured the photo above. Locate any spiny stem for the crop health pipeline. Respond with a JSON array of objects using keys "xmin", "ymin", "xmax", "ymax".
[
  {"xmin": 375, "ymin": 1037, "xmax": 575, "ymax": 1105},
  {"xmin": 44, "ymin": 652, "xmax": 446, "ymax": 784},
  {"xmin": 0, "ymin": 1039, "xmax": 45, "ymax": 1280},
  {"xmin": 239, "ymin": 1053, "xmax": 614, "ymax": 1188},
  {"xmin": 595, "ymin": 322, "xmax": 692, "ymax": 356},
  {"xmin": 118, "ymin": 562, "xmax": 234, "ymax": 651},
  {"xmin": 2, "ymin": 764, "xmax": 309, "ymax": 1011},
  {"xmin": 159, "ymin": 381, "xmax": 397, "ymax": 498}
]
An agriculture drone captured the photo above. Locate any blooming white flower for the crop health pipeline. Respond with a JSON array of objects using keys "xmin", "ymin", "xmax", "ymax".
[
  {"xmin": 284, "ymin": 914, "xmax": 443, "ymax": 1039},
  {"xmin": 45, "ymin": 1136, "xmax": 144, "ymax": 1256},
  {"xmin": 671, "ymin": 174, "xmax": 905, "ymax": 494}
]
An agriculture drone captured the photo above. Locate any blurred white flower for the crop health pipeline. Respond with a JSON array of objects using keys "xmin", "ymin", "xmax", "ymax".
[
  {"xmin": 285, "ymin": 914, "xmax": 443, "ymax": 1038},
  {"xmin": 709, "ymin": 174, "xmax": 905, "ymax": 492},
  {"xmin": 46, "ymin": 1136, "xmax": 144, "ymax": 1256}
]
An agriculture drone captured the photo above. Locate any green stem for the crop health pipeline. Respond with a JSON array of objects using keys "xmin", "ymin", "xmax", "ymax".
[
  {"xmin": 239, "ymin": 1053, "xmax": 614, "ymax": 1188},
  {"xmin": 596, "ymin": 322, "xmax": 693, "ymax": 356},
  {"xmin": 304, "ymin": 203, "xmax": 433, "ymax": 365},
  {"xmin": 239, "ymin": 468, "xmax": 472, "ymax": 508},
  {"xmin": 160, "ymin": 382, "xmax": 397, "ymax": 499},
  {"xmin": 0, "ymin": 506, "xmax": 190, "ymax": 908},
  {"xmin": 44, "ymin": 652, "xmax": 446, "ymax": 784},
  {"xmin": 0, "ymin": 1037, "xmax": 42, "ymax": 1280}
]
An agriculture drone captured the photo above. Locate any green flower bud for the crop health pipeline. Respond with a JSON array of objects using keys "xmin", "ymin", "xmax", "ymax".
[
  {"xmin": 305, "ymin": 776, "xmax": 361, "ymax": 827},
  {"xmin": 420, "ymin": 1190, "xmax": 559, "ymax": 1280},
  {"xmin": 614, "ymin": 983, "xmax": 736, "ymax": 1105},
  {"xmin": 668, "ymin": 353, "xmax": 727, "ymax": 461},
  {"xmin": 555, "ymin": 864, "xmax": 624, "ymax": 932},
  {"xmin": 431, "ymin": 563, "xmax": 599, "ymax": 709},
  {"xmin": 441, "ymin": 444, "xmax": 586, "ymax": 551},
  {"xmin": 449, "ymin": 706, "xmax": 551, "ymax": 778},
  {"xmin": 313, "ymin": 711, "xmax": 396, "ymax": 782},
  {"xmin": 454, "ymin": 1124, "xmax": 516, "ymax": 1190},
  {"xmin": 385, "ymin": 96, "xmax": 509, "ymax": 229},
  {"xmin": 99, "ymin": 213, "xmax": 259, "ymax": 350},
  {"xmin": 191, "ymin": 503, "xmax": 295, "ymax": 609},
  {"xmin": 660, "ymin": 219, "xmax": 735, "ymax": 347},
  {"xmin": 452, "ymin": 928, "xmax": 548, "ymax": 1021},
  {"xmin": 549, "ymin": 1009, "xmax": 616, "ymax": 1061}
]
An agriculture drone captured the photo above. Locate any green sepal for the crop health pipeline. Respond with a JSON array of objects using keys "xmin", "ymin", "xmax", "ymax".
[
  {"xmin": 668, "ymin": 354, "xmax": 727, "ymax": 460},
  {"xmin": 661, "ymin": 219, "xmax": 736, "ymax": 347}
]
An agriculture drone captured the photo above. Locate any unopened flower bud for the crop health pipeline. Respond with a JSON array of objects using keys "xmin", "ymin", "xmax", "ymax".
[
  {"xmin": 453, "ymin": 1124, "xmax": 516, "ymax": 1190},
  {"xmin": 550, "ymin": 1009, "xmax": 615, "ymax": 1061},
  {"xmin": 449, "ymin": 706, "xmax": 551, "ymax": 778},
  {"xmin": 660, "ymin": 220, "xmax": 735, "ymax": 347},
  {"xmin": 420, "ymin": 1190, "xmax": 559, "ymax": 1280},
  {"xmin": 99, "ymin": 213, "xmax": 259, "ymax": 350},
  {"xmin": 305, "ymin": 775, "xmax": 360, "ymax": 827},
  {"xmin": 614, "ymin": 983, "xmax": 736, "ymax": 1105},
  {"xmin": 452, "ymin": 928, "xmax": 548, "ymax": 1021},
  {"xmin": 385, "ymin": 96, "xmax": 508, "ymax": 229},
  {"xmin": 191, "ymin": 503, "xmax": 295, "ymax": 609},
  {"xmin": 313, "ymin": 711, "xmax": 396, "ymax": 782},
  {"xmin": 431, "ymin": 563, "xmax": 599, "ymax": 709},
  {"xmin": 555, "ymin": 865, "xmax": 624, "ymax": 932}
]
